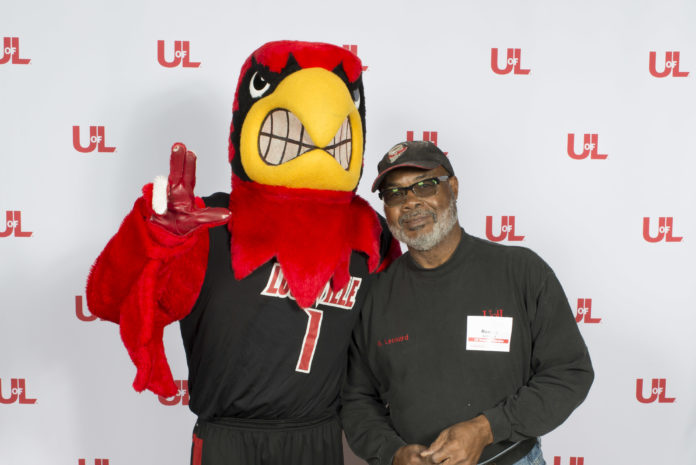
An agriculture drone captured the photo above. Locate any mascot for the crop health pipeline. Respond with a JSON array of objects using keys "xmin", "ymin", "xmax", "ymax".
[{"xmin": 86, "ymin": 40, "xmax": 400, "ymax": 465}]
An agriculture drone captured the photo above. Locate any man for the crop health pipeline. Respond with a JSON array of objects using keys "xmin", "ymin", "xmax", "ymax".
[{"xmin": 341, "ymin": 140, "xmax": 593, "ymax": 465}]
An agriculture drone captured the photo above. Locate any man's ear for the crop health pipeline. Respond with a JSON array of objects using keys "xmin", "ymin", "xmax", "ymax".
[{"xmin": 449, "ymin": 175, "xmax": 459, "ymax": 199}]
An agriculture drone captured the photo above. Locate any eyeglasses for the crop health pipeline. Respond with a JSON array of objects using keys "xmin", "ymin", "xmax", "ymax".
[{"xmin": 378, "ymin": 176, "xmax": 450, "ymax": 206}]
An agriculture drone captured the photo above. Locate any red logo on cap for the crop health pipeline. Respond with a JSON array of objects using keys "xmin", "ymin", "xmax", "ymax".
[{"xmin": 387, "ymin": 144, "xmax": 407, "ymax": 162}]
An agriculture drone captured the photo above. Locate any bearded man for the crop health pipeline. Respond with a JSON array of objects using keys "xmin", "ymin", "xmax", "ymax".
[{"xmin": 340, "ymin": 140, "xmax": 594, "ymax": 465}]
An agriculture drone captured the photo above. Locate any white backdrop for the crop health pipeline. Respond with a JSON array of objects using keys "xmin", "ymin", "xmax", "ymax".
[{"xmin": 1, "ymin": 1, "xmax": 694, "ymax": 464}]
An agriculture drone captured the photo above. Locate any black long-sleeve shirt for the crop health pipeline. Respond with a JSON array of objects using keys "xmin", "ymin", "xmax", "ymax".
[{"xmin": 341, "ymin": 229, "xmax": 594, "ymax": 464}]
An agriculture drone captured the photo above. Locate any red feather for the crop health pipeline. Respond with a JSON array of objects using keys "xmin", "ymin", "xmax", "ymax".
[{"xmin": 228, "ymin": 176, "xmax": 382, "ymax": 309}]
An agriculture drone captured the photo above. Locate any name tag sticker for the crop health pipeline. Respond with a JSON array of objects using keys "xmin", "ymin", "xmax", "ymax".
[{"xmin": 466, "ymin": 316, "xmax": 513, "ymax": 352}]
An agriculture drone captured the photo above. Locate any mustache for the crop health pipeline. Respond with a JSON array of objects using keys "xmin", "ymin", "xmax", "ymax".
[{"xmin": 398, "ymin": 209, "xmax": 436, "ymax": 226}]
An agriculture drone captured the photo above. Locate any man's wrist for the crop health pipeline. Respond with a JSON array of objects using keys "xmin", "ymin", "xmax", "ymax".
[
  {"xmin": 386, "ymin": 437, "xmax": 408, "ymax": 465},
  {"xmin": 473, "ymin": 414, "xmax": 494, "ymax": 445},
  {"xmin": 481, "ymin": 407, "xmax": 509, "ymax": 444}
]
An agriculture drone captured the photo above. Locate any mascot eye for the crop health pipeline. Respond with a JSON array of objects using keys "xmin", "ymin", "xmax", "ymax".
[
  {"xmin": 250, "ymin": 71, "xmax": 271, "ymax": 98},
  {"xmin": 351, "ymin": 88, "xmax": 361, "ymax": 108}
]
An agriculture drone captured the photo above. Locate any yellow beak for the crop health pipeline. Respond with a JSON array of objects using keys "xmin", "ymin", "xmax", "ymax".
[{"xmin": 239, "ymin": 67, "xmax": 363, "ymax": 191}]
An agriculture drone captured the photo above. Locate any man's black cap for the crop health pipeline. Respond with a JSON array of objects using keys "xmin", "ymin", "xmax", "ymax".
[{"xmin": 371, "ymin": 140, "xmax": 454, "ymax": 192}]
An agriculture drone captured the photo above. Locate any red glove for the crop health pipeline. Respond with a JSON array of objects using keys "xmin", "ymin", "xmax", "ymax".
[{"xmin": 150, "ymin": 142, "xmax": 230, "ymax": 234}]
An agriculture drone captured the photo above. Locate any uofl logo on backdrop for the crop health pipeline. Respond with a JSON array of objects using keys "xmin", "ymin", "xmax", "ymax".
[
  {"xmin": 491, "ymin": 48, "xmax": 530, "ymax": 75},
  {"xmin": 553, "ymin": 458, "xmax": 584, "ymax": 465},
  {"xmin": 649, "ymin": 51, "xmax": 689, "ymax": 78},
  {"xmin": 0, "ymin": 378, "xmax": 37, "ymax": 404},
  {"xmin": 158, "ymin": 380, "xmax": 189, "ymax": 406},
  {"xmin": 72, "ymin": 126, "xmax": 116, "ymax": 153},
  {"xmin": 78, "ymin": 460, "xmax": 110, "ymax": 465},
  {"xmin": 485, "ymin": 216, "xmax": 525, "ymax": 242},
  {"xmin": 0, "ymin": 211, "xmax": 32, "ymax": 238},
  {"xmin": 157, "ymin": 40, "xmax": 200, "ymax": 68},
  {"xmin": 0, "ymin": 37, "xmax": 31, "ymax": 65},
  {"xmin": 636, "ymin": 378, "xmax": 675, "ymax": 403},
  {"xmin": 575, "ymin": 298, "xmax": 601, "ymax": 324},
  {"xmin": 407, "ymin": 130, "xmax": 438, "ymax": 145},
  {"xmin": 75, "ymin": 296, "xmax": 101, "ymax": 322},
  {"xmin": 341, "ymin": 45, "xmax": 368, "ymax": 71},
  {"xmin": 567, "ymin": 134, "xmax": 607, "ymax": 160},
  {"xmin": 642, "ymin": 217, "xmax": 682, "ymax": 243},
  {"xmin": 406, "ymin": 131, "xmax": 448, "ymax": 154}
]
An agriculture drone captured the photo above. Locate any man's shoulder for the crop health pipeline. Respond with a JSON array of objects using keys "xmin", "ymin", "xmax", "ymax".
[
  {"xmin": 464, "ymin": 232, "xmax": 552, "ymax": 274},
  {"xmin": 369, "ymin": 251, "xmax": 409, "ymax": 288}
]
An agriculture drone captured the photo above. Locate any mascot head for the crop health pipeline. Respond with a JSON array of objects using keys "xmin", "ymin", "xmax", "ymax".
[
  {"xmin": 228, "ymin": 40, "xmax": 366, "ymax": 192},
  {"xmin": 225, "ymin": 41, "xmax": 384, "ymax": 309}
]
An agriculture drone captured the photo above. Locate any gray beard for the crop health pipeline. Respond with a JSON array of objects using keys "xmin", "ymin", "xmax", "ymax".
[{"xmin": 388, "ymin": 197, "xmax": 458, "ymax": 251}]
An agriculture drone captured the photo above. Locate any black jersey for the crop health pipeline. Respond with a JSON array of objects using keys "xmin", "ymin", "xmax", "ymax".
[{"xmin": 180, "ymin": 192, "xmax": 389, "ymax": 421}]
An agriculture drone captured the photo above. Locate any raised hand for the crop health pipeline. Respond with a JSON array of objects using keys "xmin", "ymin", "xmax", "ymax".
[{"xmin": 150, "ymin": 143, "xmax": 231, "ymax": 235}]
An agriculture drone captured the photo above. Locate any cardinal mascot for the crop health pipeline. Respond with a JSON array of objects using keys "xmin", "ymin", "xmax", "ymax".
[{"xmin": 86, "ymin": 40, "xmax": 400, "ymax": 465}]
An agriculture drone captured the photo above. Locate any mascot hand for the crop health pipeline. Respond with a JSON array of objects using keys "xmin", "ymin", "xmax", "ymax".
[{"xmin": 150, "ymin": 142, "xmax": 231, "ymax": 235}]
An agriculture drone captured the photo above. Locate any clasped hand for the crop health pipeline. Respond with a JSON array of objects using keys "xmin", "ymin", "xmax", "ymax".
[{"xmin": 393, "ymin": 415, "xmax": 493, "ymax": 465}]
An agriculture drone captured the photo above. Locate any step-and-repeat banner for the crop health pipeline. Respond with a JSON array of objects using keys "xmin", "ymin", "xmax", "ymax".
[{"xmin": 2, "ymin": 1, "xmax": 694, "ymax": 464}]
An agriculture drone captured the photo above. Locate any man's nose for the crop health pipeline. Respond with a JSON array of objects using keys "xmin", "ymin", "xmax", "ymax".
[{"xmin": 401, "ymin": 189, "xmax": 422, "ymax": 208}]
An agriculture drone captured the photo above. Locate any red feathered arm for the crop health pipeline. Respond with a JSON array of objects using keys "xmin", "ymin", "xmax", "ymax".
[
  {"xmin": 86, "ymin": 185, "xmax": 209, "ymax": 396},
  {"xmin": 86, "ymin": 144, "xmax": 229, "ymax": 397}
]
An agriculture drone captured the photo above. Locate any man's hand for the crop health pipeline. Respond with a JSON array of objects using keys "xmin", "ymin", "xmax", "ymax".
[
  {"xmin": 419, "ymin": 415, "xmax": 493, "ymax": 465},
  {"xmin": 393, "ymin": 444, "xmax": 430, "ymax": 465},
  {"xmin": 150, "ymin": 143, "xmax": 231, "ymax": 235}
]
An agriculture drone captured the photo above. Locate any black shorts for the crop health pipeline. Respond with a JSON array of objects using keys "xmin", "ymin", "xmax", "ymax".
[{"xmin": 191, "ymin": 414, "xmax": 344, "ymax": 465}]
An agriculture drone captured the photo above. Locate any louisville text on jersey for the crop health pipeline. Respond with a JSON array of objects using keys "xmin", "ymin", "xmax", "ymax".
[{"xmin": 261, "ymin": 263, "xmax": 362, "ymax": 310}]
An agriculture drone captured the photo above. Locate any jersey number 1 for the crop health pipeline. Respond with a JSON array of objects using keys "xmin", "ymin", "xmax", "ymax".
[{"xmin": 296, "ymin": 308, "xmax": 324, "ymax": 373}]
